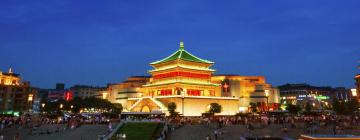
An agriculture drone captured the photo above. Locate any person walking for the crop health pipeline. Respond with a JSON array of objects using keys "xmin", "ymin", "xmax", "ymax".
[
  {"xmin": 108, "ymin": 121, "xmax": 112, "ymax": 133},
  {"xmin": 205, "ymin": 134, "xmax": 211, "ymax": 140},
  {"xmin": 214, "ymin": 129, "xmax": 218, "ymax": 140},
  {"xmin": 14, "ymin": 132, "xmax": 20, "ymax": 140}
]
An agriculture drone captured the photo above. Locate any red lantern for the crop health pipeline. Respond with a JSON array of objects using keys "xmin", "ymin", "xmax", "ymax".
[{"xmin": 64, "ymin": 90, "xmax": 73, "ymax": 101}]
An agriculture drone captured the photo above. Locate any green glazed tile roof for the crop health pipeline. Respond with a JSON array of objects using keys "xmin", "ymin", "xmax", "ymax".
[
  {"xmin": 143, "ymin": 81, "xmax": 220, "ymax": 87},
  {"xmin": 150, "ymin": 42, "xmax": 214, "ymax": 65}
]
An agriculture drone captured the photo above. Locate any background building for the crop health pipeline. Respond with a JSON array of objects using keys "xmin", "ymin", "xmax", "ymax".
[
  {"xmin": 211, "ymin": 75, "xmax": 280, "ymax": 112},
  {"xmin": 56, "ymin": 83, "xmax": 65, "ymax": 90},
  {"xmin": 70, "ymin": 85, "xmax": 107, "ymax": 99},
  {"xmin": 0, "ymin": 68, "xmax": 37, "ymax": 115},
  {"xmin": 106, "ymin": 76, "xmax": 150, "ymax": 109},
  {"xmin": 278, "ymin": 83, "xmax": 351, "ymax": 110},
  {"xmin": 355, "ymin": 73, "xmax": 360, "ymax": 102}
]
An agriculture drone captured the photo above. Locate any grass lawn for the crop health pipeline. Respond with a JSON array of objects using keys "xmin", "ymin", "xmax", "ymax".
[{"xmin": 111, "ymin": 122, "xmax": 161, "ymax": 140}]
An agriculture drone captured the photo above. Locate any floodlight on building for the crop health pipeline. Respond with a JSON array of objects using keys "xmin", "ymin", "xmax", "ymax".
[
  {"xmin": 351, "ymin": 88, "xmax": 357, "ymax": 96},
  {"xmin": 239, "ymin": 107, "xmax": 247, "ymax": 112},
  {"xmin": 28, "ymin": 94, "xmax": 33, "ymax": 101}
]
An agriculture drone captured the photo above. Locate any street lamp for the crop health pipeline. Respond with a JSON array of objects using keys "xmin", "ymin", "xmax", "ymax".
[
  {"xmin": 264, "ymin": 89, "xmax": 270, "ymax": 112},
  {"xmin": 27, "ymin": 94, "xmax": 34, "ymax": 112}
]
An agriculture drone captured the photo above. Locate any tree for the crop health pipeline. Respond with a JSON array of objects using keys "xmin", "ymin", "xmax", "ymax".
[
  {"xmin": 250, "ymin": 103, "xmax": 258, "ymax": 113},
  {"xmin": 41, "ymin": 97, "xmax": 122, "ymax": 116},
  {"xmin": 332, "ymin": 97, "xmax": 341, "ymax": 114},
  {"xmin": 113, "ymin": 103, "xmax": 123, "ymax": 114},
  {"xmin": 167, "ymin": 102, "xmax": 178, "ymax": 117},
  {"xmin": 286, "ymin": 104, "xmax": 301, "ymax": 114},
  {"xmin": 208, "ymin": 103, "xmax": 222, "ymax": 114},
  {"xmin": 339, "ymin": 101, "xmax": 347, "ymax": 114},
  {"xmin": 347, "ymin": 97, "xmax": 359, "ymax": 114},
  {"xmin": 305, "ymin": 102, "xmax": 313, "ymax": 113},
  {"xmin": 70, "ymin": 97, "xmax": 83, "ymax": 113}
]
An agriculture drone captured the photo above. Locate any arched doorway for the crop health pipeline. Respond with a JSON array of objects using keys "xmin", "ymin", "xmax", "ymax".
[{"xmin": 141, "ymin": 106, "xmax": 151, "ymax": 112}]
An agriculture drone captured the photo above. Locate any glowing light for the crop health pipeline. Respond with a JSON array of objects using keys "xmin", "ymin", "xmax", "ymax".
[
  {"xmin": 315, "ymin": 95, "xmax": 329, "ymax": 100},
  {"xmin": 102, "ymin": 92, "xmax": 108, "ymax": 99},
  {"xmin": 264, "ymin": 89, "xmax": 270, "ymax": 97},
  {"xmin": 28, "ymin": 94, "xmax": 33, "ymax": 101},
  {"xmin": 41, "ymin": 103, "xmax": 45, "ymax": 108},
  {"xmin": 286, "ymin": 96, "xmax": 296, "ymax": 99},
  {"xmin": 206, "ymin": 105, "xmax": 211, "ymax": 111},
  {"xmin": 351, "ymin": 89, "xmax": 357, "ymax": 96},
  {"xmin": 60, "ymin": 104, "xmax": 63, "ymax": 109},
  {"xmin": 64, "ymin": 91, "xmax": 73, "ymax": 101},
  {"xmin": 280, "ymin": 104, "xmax": 287, "ymax": 110},
  {"xmin": 239, "ymin": 107, "xmax": 247, "ymax": 112}
]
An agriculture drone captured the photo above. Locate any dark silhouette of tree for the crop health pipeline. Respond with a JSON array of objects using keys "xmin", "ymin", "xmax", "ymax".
[
  {"xmin": 167, "ymin": 102, "xmax": 178, "ymax": 117},
  {"xmin": 305, "ymin": 102, "xmax": 313, "ymax": 113},
  {"xmin": 286, "ymin": 104, "xmax": 301, "ymax": 114},
  {"xmin": 113, "ymin": 103, "xmax": 123, "ymax": 113},
  {"xmin": 332, "ymin": 97, "xmax": 341, "ymax": 114},
  {"xmin": 208, "ymin": 103, "xmax": 222, "ymax": 114},
  {"xmin": 40, "ymin": 97, "xmax": 122, "ymax": 116},
  {"xmin": 250, "ymin": 103, "xmax": 258, "ymax": 113},
  {"xmin": 347, "ymin": 97, "xmax": 359, "ymax": 114}
]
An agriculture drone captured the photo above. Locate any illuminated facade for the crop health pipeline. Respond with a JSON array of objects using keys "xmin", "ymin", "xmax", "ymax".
[
  {"xmin": 0, "ymin": 68, "xmax": 20, "ymax": 86},
  {"xmin": 104, "ymin": 42, "xmax": 279, "ymax": 116},
  {"xmin": 107, "ymin": 76, "xmax": 150, "ymax": 108},
  {"xmin": 211, "ymin": 75, "xmax": 280, "ymax": 111},
  {"xmin": 0, "ymin": 68, "xmax": 37, "ymax": 113}
]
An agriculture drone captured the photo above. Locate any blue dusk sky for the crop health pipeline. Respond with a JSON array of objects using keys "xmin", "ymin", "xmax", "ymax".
[{"xmin": 0, "ymin": 0, "xmax": 359, "ymax": 88}]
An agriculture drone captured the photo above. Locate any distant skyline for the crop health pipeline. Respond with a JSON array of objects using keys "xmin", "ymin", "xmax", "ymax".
[{"xmin": 1, "ymin": 1, "xmax": 360, "ymax": 88}]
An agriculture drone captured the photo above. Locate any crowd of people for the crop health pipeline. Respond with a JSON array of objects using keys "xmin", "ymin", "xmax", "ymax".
[
  {"xmin": 1, "ymin": 112, "xmax": 359, "ymax": 140},
  {"xmin": 0, "ymin": 113, "xmax": 118, "ymax": 140},
  {"xmin": 166, "ymin": 113, "xmax": 360, "ymax": 140},
  {"xmin": 121, "ymin": 115, "xmax": 166, "ymax": 122}
]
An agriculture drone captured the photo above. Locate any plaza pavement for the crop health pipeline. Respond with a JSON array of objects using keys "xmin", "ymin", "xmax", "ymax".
[
  {"xmin": 0, "ymin": 123, "xmax": 117, "ymax": 140},
  {"xmin": 168, "ymin": 123, "xmax": 360, "ymax": 140}
]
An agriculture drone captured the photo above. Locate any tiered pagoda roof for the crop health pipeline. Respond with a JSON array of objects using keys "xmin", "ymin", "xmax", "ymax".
[{"xmin": 150, "ymin": 42, "xmax": 214, "ymax": 65}]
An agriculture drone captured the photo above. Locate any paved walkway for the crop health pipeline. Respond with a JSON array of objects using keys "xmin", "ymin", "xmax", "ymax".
[
  {"xmin": 168, "ymin": 124, "xmax": 360, "ymax": 140},
  {"xmin": 0, "ymin": 124, "xmax": 117, "ymax": 140}
]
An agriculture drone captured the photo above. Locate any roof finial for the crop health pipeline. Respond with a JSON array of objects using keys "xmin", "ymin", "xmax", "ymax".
[
  {"xmin": 8, "ymin": 67, "xmax": 13, "ymax": 73},
  {"xmin": 179, "ymin": 41, "xmax": 184, "ymax": 50}
]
